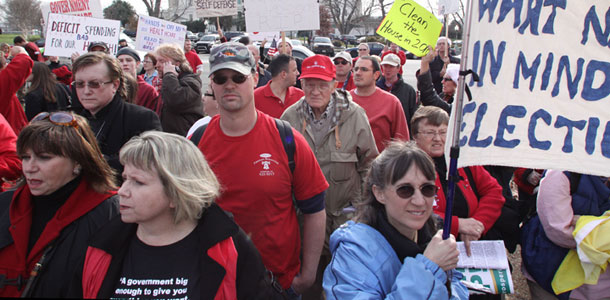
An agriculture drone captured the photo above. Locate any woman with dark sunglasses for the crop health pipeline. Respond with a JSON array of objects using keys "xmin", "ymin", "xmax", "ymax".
[
  {"xmin": 0, "ymin": 112, "xmax": 119, "ymax": 297},
  {"xmin": 323, "ymin": 141, "xmax": 468, "ymax": 299},
  {"xmin": 411, "ymin": 106, "xmax": 504, "ymax": 258}
]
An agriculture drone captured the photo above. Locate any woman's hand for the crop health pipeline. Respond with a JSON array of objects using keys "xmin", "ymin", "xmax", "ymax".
[
  {"xmin": 458, "ymin": 218, "xmax": 484, "ymax": 256},
  {"xmin": 423, "ymin": 230, "xmax": 459, "ymax": 271}
]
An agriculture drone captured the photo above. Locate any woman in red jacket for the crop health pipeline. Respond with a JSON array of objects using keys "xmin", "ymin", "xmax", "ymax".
[
  {"xmin": 0, "ymin": 112, "xmax": 118, "ymax": 297},
  {"xmin": 0, "ymin": 46, "xmax": 32, "ymax": 134},
  {"xmin": 411, "ymin": 106, "xmax": 505, "ymax": 255}
]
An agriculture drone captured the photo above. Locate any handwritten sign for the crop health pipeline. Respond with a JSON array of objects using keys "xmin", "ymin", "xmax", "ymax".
[
  {"xmin": 41, "ymin": 0, "xmax": 102, "ymax": 27},
  {"xmin": 195, "ymin": 0, "xmax": 238, "ymax": 17},
  {"xmin": 135, "ymin": 15, "xmax": 187, "ymax": 52},
  {"xmin": 44, "ymin": 13, "xmax": 120, "ymax": 57},
  {"xmin": 244, "ymin": 0, "xmax": 319, "ymax": 32},
  {"xmin": 376, "ymin": 0, "xmax": 442, "ymax": 57},
  {"xmin": 447, "ymin": 1, "xmax": 610, "ymax": 177}
]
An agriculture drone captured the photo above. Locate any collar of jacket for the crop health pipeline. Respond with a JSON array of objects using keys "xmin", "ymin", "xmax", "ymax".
[{"xmin": 296, "ymin": 89, "xmax": 353, "ymax": 149}]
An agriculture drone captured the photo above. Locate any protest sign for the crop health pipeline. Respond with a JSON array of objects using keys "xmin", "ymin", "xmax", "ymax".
[
  {"xmin": 376, "ymin": 0, "xmax": 443, "ymax": 57},
  {"xmin": 195, "ymin": 0, "xmax": 238, "ymax": 18},
  {"xmin": 249, "ymin": 32, "xmax": 281, "ymax": 42},
  {"xmin": 44, "ymin": 13, "xmax": 120, "ymax": 57},
  {"xmin": 135, "ymin": 15, "xmax": 187, "ymax": 52},
  {"xmin": 438, "ymin": 0, "xmax": 460, "ymax": 15},
  {"xmin": 41, "ymin": 0, "xmax": 102, "ymax": 26},
  {"xmin": 446, "ymin": 0, "xmax": 610, "ymax": 177},
  {"xmin": 244, "ymin": 0, "xmax": 319, "ymax": 32}
]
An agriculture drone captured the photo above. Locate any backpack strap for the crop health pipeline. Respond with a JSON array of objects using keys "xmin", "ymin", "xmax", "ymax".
[
  {"xmin": 189, "ymin": 123, "xmax": 209, "ymax": 146},
  {"xmin": 274, "ymin": 119, "xmax": 295, "ymax": 174}
]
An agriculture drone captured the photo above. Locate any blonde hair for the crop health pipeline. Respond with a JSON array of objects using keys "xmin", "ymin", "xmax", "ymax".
[
  {"xmin": 119, "ymin": 131, "xmax": 220, "ymax": 223},
  {"xmin": 154, "ymin": 43, "xmax": 192, "ymax": 73}
]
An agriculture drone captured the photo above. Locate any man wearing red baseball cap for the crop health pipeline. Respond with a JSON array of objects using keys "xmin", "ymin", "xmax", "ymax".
[{"xmin": 280, "ymin": 54, "xmax": 378, "ymax": 299}]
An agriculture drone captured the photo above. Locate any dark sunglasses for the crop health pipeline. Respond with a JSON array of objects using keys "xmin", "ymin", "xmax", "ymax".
[
  {"xmin": 395, "ymin": 183, "xmax": 438, "ymax": 199},
  {"xmin": 31, "ymin": 111, "xmax": 79, "ymax": 129},
  {"xmin": 204, "ymin": 93, "xmax": 215, "ymax": 97},
  {"xmin": 212, "ymin": 73, "xmax": 249, "ymax": 85},
  {"xmin": 334, "ymin": 60, "xmax": 349, "ymax": 65}
]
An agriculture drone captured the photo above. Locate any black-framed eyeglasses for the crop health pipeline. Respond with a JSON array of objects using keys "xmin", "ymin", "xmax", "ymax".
[
  {"xmin": 395, "ymin": 183, "xmax": 438, "ymax": 199},
  {"xmin": 31, "ymin": 111, "xmax": 79, "ymax": 129},
  {"xmin": 211, "ymin": 73, "xmax": 249, "ymax": 85},
  {"xmin": 72, "ymin": 80, "xmax": 113, "ymax": 89},
  {"xmin": 334, "ymin": 60, "xmax": 349, "ymax": 65}
]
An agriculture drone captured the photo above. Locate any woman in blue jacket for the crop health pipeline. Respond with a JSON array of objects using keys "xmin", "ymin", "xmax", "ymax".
[{"xmin": 323, "ymin": 141, "xmax": 468, "ymax": 299}]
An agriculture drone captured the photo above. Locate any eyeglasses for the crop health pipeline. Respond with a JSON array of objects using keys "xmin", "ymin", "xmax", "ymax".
[
  {"xmin": 72, "ymin": 80, "xmax": 113, "ymax": 89},
  {"xmin": 143, "ymin": 60, "xmax": 153, "ymax": 64},
  {"xmin": 353, "ymin": 66, "xmax": 371, "ymax": 72},
  {"xmin": 442, "ymin": 77, "xmax": 453, "ymax": 82},
  {"xmin": 395, "ymin": 183, "xmax": 438, "ymax": 199},
  {"xmin": 358, "ymin": 48, "xmax": 367, "ymax": 51},
  {"xmin": 212, "ymin": 73, "xmax": 249, "ymax": 85},
  {"xmin": 334, "ymin": 60, "xmax": 349, "ymax": 65},
  {"xmin": 31, "ymin": 111, "xmax": 79, "ymax": 129},
  {"xmin": 418, "ymin": 130, "xmax": 447, "ymax": 139}
]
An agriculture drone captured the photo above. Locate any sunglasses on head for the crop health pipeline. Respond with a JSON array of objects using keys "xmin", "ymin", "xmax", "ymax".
[
  {"xmin": 31, "ymin": 111, "xmax": 79, "ymax": 129},
  {"xmin": 334, "ymin": 60, "xmax": 349, "ymax": 65},
  {"xmin": 212, "ymin": 73, "xmax": 249, "ymax": 85},
  {"xmin": 395, "ymin": 183, "xmax": 438, "ymax": 199}
]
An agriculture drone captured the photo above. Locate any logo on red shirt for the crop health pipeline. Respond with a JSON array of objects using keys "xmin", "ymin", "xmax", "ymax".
[{"xmin": 254, "ymin": 153, "xmax": 279, "ymax": 176}]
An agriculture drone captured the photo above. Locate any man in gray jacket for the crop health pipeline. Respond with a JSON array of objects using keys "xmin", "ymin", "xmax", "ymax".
[{"xmin": 281, "ymin": 54, "xmax": 378, "ymax": 300}]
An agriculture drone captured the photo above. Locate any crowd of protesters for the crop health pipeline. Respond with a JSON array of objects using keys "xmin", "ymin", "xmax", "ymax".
[{"xmin": 0, "ymin": 32, "xmax": 607, "ymax": 300}]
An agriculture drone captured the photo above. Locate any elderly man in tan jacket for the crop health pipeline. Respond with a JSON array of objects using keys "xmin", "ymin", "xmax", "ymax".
[{"xmin": 281, "ymin": 54, "xmax": 378, "ymax": 299}]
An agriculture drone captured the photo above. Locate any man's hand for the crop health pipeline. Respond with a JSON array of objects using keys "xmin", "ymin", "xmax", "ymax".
[
  {"xmin": 290, "ymin": 272, "xmax": 316, "ymax": 294},
  {"xmin": 423, "ymin": 230, "xmax": 459, "ymax": 271},
  {"xmin": 162, "ymin": 61, "xmax": 178, "ymax": 76}
]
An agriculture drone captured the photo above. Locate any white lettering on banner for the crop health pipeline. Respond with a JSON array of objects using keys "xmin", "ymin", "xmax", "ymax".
[
  {"xmin": 44, "ymin": 13, "xmax": 120, "ymax": 57},
  {"xmin": 135, "ymin": 15, "xmax": 187, "ymax": 52},
  {"xmin": 41, "ymin": 0, "xmax": 102, "ymax": 28},
  {"xmin": 447, "ymin": 0, "xmax": 610, "ymax": 177},
  {"xmin": 244, "ymin": 0, "xmax": 320, "ymax": 32}
]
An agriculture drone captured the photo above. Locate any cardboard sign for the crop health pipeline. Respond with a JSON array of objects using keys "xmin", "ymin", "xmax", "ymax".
[
  {"xmin": 249, "ymin": 32, "xmax": 281, "ymax": 42},
  {"xmin": 195, "ymin": 0, "xmax": 238, "ymax": 17},
  {"xmin": 135, "ymin": 15, "xmax": 187, "ymax": 52},
  {"xmin": 41, "ymin": 0, "xmax": 103, "ymax": 27},
  {"xmin": 244, "ymin": 0, "xmax": 319, "ymax": 32},
  {"xmin": 44, "ymin": 13, "xmax": 120, "ymax": 57},
  {"xmin": 446, "ymin": 0, "xmax": 610, "ymax": 177},
  {"xmin": 376, "ymin": 0, "xmax": 442, "ymax": 57}
]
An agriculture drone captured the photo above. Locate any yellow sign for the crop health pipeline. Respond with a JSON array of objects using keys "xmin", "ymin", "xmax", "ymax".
[{"xmin": 376, "ymin": 0, "xmax": 442, "ymax": 57}]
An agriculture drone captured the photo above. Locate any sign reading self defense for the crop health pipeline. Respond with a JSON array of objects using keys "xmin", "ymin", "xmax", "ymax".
[
  {"xmin": 135, "ymin": 15, "xmax": 187, "ymax": 52},
  {"xmin": 376, "ymin": 0, "xmax": 443, "ymax": 57},
  {"xmin": 195, "ymin": 0, "xmax": 238, "ymax": 18},
  {"xmin": 44, "ymin": 13, "xmax": 120, "ymax": 57},
  {"xmin": 244, "ymin": 0, "xmax": 320, "ymax": 32},
  {"xmin": 447, "ymin": 0, "xmax": 610, "ymax": 177}
]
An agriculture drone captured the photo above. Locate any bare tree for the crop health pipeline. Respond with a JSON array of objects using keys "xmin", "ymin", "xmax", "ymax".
[
  {"xmin": 325, "ymin": 0, "xmax": 377, "ymax": 34},
  {"xmin": 162, "ymin": 0, "xmax": 193, "ymax": 22},
  {"xmin": 142, "ymin": 0, "xmax": 162, "ymax": 17},
  {"xmin": 0, "ymin": 0, "xmax": 42, "ymax": 38},
  {"xmin": 376, "ymin": 0, "xmax": 394, "ymax": 18}
]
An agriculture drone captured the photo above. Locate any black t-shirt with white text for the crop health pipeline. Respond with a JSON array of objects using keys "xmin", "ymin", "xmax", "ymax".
[{"xmin": 111, "ymin": 229, "xmax": 200, "ymax": 300}]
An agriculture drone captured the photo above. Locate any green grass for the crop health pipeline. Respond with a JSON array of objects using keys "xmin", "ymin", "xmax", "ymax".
[{"xmin": 0, "ymin": 34, "xmax": 42, "ymax": 45}]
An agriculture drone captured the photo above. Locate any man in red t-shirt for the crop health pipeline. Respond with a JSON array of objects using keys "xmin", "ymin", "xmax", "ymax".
[
  {"xmin": 195, "ymin": 42, "xmax": 328, "ymax": 297},
  {"xmin": 351, "ymin": 56, "xmax": 410, "ymax": 152},
  {"xmin": 13, "ymin": 36, "xmax": 44, "ymax": 62},
  {"xmin": 183, "ymin": 39, "xmax": 203, "ymax": 75},
  {"xmin": 254, "ymin": 54, "xmax": 304, "ymax": 118},
  {"xmin": 332, "ymin": 51, "xmax": 355, "ymax": 91}
]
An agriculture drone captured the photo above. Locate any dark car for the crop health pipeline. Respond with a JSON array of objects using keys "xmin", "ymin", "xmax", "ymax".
[
  {"xmin": 311, "ymin": 36, "xmax": 334, "ymax": 56},
  {"xmin": 346, "ymin": 42, "xmax": 385, "ymax": 58},
  {"xmin": 341, "ymin": 34, "xmax": 358, "ymax": 46},
  {"xmin": 223, "ymin": 31, "xmax": 245, "ymax": 41}
]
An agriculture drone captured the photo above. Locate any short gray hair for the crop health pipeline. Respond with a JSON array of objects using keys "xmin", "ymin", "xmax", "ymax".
[{"xmin": 119, "ymin": 131, "xmax": 220, "ymax": 223}]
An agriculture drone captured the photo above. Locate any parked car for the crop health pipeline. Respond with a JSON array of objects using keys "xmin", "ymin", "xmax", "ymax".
[
  {"xmin": 311, "ymin": 36, "xmax": 334, "ymax": 56},
  {"xmin": 346, "ymin": 42, "xmax": 385, "ymax": 58},
  {"xmin": 186, "ymin": 31, "xmax": 198, "ymax": 43},
  {"xmin": 223, "ymin": 31, "xmax": 246, "ymax": 41},
  {"xmin": 195, "ymin": 34, "xmax": 221, "ymax": 54},
  {"xmin": 341, "ymin": 34, "xmax": 358, "ymax": 46},
  {"xmin": 291, "ymin": 39, "xmax": 303, "ymax": 47},
  {"xmin": 263, "ymin": 44, "xmax": 315, "ymax": 61}
]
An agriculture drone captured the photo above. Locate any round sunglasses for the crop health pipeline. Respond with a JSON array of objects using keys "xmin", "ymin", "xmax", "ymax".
[
  {"xmin": 395, "ymin": 183, "xmax": 438, "ymax": 199},
  {"xmin": 31, "ymin": 111, "xmax": 79, "ymax": 129}
]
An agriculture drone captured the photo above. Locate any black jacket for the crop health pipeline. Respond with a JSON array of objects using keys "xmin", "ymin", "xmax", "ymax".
[
  {"xmin": 70, "ymin": 203, "xmax": 284, "ymax": 300},
  {"xmin": 76, "ymin": 94, "xmax": 162, "ymax": 175},
  {"xmin": 377, "ymin": 74, "xmax": 418, "ymax": 131},
  {"xmin": 417, "ymin": 70, "xmax": 451, "ymax": 114},
  {"xmin": 429, "ymin": 55, "xmax": 460, "ymax": 94},
  {"xmin": 24, "ymin": 83, "xmax": 71, "ymax": 120},
  {"xmin": 160, "ymin": 71, "xmax": 203, "ymax": 136}
]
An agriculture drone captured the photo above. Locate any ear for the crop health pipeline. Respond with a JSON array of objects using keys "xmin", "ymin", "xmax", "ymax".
[
  {"xmin": 374, "ymin": 71, "xmax": 380, "ymax": 81},
  {"xmin": 251, "ymin": 71, "xmax": 259, "ymax": 85},
  {"xmin": 372, "ymin": 184, "xmax": 386, "ymax": 205}
]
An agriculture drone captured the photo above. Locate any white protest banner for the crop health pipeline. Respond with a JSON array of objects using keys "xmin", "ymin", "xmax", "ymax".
[
  {"xmin": 249, "ymin": 32, "xmax": 281, "ymax": 42},
  {"xmin": 447, "ymin": 0, "xmax": 610, "ymax": 177},
  {"xmin": 195, "ymin": 0, "xmax": 238, "ymax": 18},
  {"xmin": 44, "ymin": 13, "xmax": 120, "ymax": 57},
  {"xmin": 244, "ymin": 0, "xmax": 319, "ymax": 32},
  {"xmin": 41, "ymin": 0, "xmax": 102, "ymax": 26},
  {"xmin": 135, "ymin": 15, "xmax": 187, "ymax": 52}
]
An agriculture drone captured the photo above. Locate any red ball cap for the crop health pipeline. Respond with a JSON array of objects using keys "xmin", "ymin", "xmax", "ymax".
[{"xmin": 300, "ymin": 54, "xmax": 336, "ymax": 81}]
